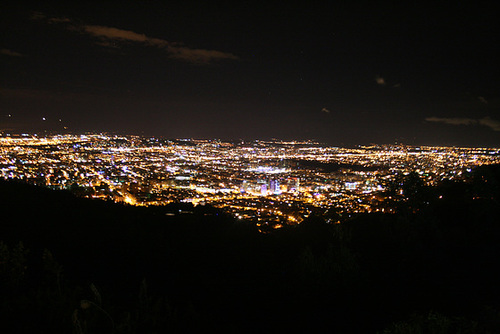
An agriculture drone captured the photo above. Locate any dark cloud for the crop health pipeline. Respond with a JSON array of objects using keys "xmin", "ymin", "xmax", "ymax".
[
  {"xmin": 83, "ymin": 25, "xmax": 159, "ymax": 44},
  {"xmin": 478, "ymin": 117, "xmax": 500, "ymax": 131},
  {"xmin": 82, "ymin": 25, "xmax": 238, "ymax": 63},
  {"xmin": 32, "ymin": 13, "xmax": 238, "ymax": 64},
  {"xmin": 30, "ymin": 11, "xmax": 46, "ymax": 20},
  {"xmin": 426, "ymin": 116, "xmax": 500, "ymax": 132},
  {"xmin": 425, "ymin": 117, "xmax": 476, "ymax": 126},
  {"xmin": 0, "ymin": 49, "xmax": 24, "ymax": 57},
  {"xmin": 48, "ymin": 17, "xmax": 71, "ymax": 24},
  {"xmin": 478, "ymin": 96, "xmax": 488, "ymax": 104}
]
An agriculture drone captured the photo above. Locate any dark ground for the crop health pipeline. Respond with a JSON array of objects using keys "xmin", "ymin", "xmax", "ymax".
[{"xmin": 1, "ymin": 166, "xmax": 500, "ymax": 333}]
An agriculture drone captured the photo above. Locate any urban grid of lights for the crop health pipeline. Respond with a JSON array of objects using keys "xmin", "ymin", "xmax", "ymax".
[{"xmin": 1, "ymin": 133, "xmax": 499, "ymax": 231}]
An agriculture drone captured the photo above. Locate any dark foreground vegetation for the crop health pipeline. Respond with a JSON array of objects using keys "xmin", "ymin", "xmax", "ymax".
[{"xmin": 1, "ymin": 165, "xmax": 500, "ymax": 333}]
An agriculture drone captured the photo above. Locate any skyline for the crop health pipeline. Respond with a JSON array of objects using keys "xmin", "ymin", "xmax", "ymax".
[
  {"xmin": 3, "ymin": 133, "xmax": 498, "ymax": 226},
  {"xmin": 1, "ymin": 2, "xmax": 499, "ymax": 147}
]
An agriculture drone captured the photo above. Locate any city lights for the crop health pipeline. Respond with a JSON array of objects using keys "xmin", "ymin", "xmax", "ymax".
[{"xmin": 1, "ymin": 133, "xmax": 499, "ymax": 229}]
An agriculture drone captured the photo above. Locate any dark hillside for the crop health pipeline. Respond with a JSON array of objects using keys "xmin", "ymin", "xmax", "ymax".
[{"xmin": 1, "ymin": 167, "xmax": 500, "ymax": 333}]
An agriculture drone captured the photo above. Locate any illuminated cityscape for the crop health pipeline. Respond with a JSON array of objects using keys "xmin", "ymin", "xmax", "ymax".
[
  {"xmin": 2, "ymin": 2, "xmax": 500, "ymax": 332},
  {"xmin": 2, "ymin": 133, "xmax": 498, "ymax": 231}
]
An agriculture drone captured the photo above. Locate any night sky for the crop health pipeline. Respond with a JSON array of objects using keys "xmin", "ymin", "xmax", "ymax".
[{"xmin": 1, "ymin": 2, "xmax": 499, "ymax": 147}]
